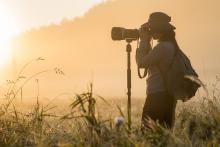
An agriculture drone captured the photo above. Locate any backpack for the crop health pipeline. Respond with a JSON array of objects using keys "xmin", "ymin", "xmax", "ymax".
[
  {"xmin": 138, "ymin": 47, "xmax": 202, "ymax": 102},
  {"xmin": 159, "ymin": 48, "xmax": 201, "ymax": 102}
]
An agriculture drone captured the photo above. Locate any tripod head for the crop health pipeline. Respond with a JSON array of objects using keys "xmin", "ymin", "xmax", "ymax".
[
  {"xmin": 125, "ymin": 39, "xmax": 134, "ymax": 53},
  {"xmin": 126, "ymin": 39, "xmax": 133, "ymax": 44}
]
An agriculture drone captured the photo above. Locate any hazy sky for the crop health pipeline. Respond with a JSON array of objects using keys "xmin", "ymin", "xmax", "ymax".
[{"xmin": 0, "ymin": 0, "xmax": 105, "ymax": 34}]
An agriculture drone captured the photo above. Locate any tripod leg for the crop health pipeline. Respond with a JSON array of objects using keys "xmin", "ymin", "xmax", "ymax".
[{"xmin": 126, "ymin": 43, "xmax": 132, "ymax": 130}]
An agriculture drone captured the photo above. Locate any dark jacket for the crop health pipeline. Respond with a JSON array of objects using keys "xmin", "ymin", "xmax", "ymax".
[{"xmin": 136, "ymin": 40, "xmax": 175, "ymax": 94}]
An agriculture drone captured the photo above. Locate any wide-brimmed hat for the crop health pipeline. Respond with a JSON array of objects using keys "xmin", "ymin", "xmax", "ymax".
[{"xmin": 143, "ymin": 12, "xmax": 176, "ymax": 32}]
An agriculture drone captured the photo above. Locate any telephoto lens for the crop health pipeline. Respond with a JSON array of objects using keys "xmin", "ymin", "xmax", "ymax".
[{"xmin": 111, "ymin": 27, "xmax": 140, "ymax": 41}]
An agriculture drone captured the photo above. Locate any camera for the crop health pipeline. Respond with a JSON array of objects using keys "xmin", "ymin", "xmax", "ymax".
[{"xmin": 111, "ymin": 25, "xmax": 150, "ymax": 41}]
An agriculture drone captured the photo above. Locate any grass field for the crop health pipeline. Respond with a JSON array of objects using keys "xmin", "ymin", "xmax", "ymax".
[
  {"xmin": 0, "ymin": 85, "xmax": 220, "ymax": 147},
  {"xmin": 0, "ymin": 60, "xmax": 219, "ymax": 146}
]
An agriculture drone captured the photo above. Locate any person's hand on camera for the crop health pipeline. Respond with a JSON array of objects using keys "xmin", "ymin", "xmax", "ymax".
[
  {"xmin": 139, "ymin": 30, "xmax": 151, "ymax": 42},
  {"xmin": 139, "ymin": 23, "xmax": 152, "ymax": 43},
  {"xmin": 137, "ymin": 23, "xmax": 152, "ymax": 54}
]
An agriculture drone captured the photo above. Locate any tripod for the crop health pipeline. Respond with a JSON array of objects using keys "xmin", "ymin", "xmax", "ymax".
[{"xmin": 126, "ymin": 39, "xmax": 132, "ymax": 130}]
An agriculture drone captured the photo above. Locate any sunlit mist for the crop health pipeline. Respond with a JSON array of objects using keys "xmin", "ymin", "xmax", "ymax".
[
  {"xmin": 0, "ymin": 43, "xmax": 11, "ymax": 66},
  {"xmin": 0, "ymin": 5, "xmax": 18, "ymax": 67}
]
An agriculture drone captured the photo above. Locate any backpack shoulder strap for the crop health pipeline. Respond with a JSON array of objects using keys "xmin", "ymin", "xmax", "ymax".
[
  {"xmin": 158, "ymin": 46, "xmax": 178, "ymax": 92},
  {"xmin": 160, "ymin": 47, "xmax": 178, "ymax": 77}
]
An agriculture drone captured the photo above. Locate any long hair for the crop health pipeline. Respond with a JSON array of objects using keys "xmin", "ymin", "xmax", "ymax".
[{"xmin": 158, "ymin": 30, "xmax": 180, "ymax": 50}]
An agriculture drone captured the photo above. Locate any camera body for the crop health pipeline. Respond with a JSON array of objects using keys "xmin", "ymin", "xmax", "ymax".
[{"xmin": 111, "ymin": 25, "xmax": 150, "ymax": 41}]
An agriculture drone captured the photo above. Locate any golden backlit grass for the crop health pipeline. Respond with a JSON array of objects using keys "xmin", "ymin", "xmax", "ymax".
[{"xmin": 0, "ymin": 59, "xmax": 219, "ymax": 146}]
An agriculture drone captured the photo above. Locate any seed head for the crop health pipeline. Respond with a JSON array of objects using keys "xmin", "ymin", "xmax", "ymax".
[{"xmin": 114, "ymin": 116, "xmax": 124, "ymax": 128}]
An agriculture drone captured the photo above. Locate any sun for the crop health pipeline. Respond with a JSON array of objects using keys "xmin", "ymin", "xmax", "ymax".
[{"xmin": 0, "ymin": 5, "xmax": 17, "ymax": 67}]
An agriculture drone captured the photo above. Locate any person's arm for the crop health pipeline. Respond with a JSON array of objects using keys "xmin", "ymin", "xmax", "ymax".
[
  {"xmin": 135, "ymin": 26, "xmax": 153, "ymax": 69},
  {"xmin": 135, "ymin": 40, "xmax": 152, "ymax": 69},
  {"xmin": 137, "ymin": 44, "xmax": 163, "ymax": 68}
]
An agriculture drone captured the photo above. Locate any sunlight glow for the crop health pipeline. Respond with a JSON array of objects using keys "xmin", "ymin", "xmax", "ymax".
[
  {"xmin": 0, "ymin": 5, "xmax": 17, "ymax": 67},
  {"xmin": 0, "ymin": 43, "xmax": 11, "ymax": 67}
]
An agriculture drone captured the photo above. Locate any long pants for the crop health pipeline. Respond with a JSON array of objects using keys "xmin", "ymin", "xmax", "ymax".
[{"xmin": 142, "ymin": 91, "xmax": 177, "ymax": 129}]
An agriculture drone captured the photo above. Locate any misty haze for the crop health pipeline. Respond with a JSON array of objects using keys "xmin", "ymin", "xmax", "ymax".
[{"xmin": 0, "ymin": 0, "xmax": 220, "ymax": 146}]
